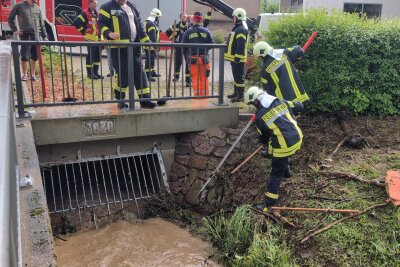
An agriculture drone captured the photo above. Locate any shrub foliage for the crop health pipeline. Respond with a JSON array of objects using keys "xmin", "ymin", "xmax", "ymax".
[{"xmin": 262, "ymin": 9, "xmax": 400, "ymax": 115}]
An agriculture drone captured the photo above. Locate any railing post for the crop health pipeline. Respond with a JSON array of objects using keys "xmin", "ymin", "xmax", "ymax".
[
  {"xmin": 127, "ymin": 44, "xmax": 136, "ymax": 111},
  {"xmin": 11, "ymin": 43, "xmax": 26, "ymax": 117},
  {"xmin": 218, "ymin": 46, "xmax": 225, "ymax": 106}
]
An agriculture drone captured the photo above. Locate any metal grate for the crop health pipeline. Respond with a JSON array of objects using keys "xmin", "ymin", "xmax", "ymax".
[{"xmin": 40, "ymin": 146, "xmax": 168, "ymax": 227}]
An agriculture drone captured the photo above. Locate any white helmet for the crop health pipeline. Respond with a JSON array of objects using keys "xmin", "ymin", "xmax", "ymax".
[
  {"xmin": 232, "ymin": 8, "xmax": 246, "ymax": 21},
  {"xmin": 150, "ymin": 8, "xmax": 162, "ymax": 17},
  {"xmin": 253, "ymin": 41, "xmax": 273, "ymax": 57},
  {"xmin": 244, "ymin": 86, "xmax": 264, "ymax": 104}
]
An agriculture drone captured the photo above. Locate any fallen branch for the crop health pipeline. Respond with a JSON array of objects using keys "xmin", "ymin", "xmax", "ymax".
[
  {"xmin": 328, "ymin": 136, "xmax": 348, "ymax": 159},
  {"xmin": 53, "ymin": 233, "xmax": 67, "ymax": 242},
  {"xmin": 320, "ymin": 171, "xmax": 385, "ymax": 187},
  {"xmin": 231, "ymin": 145, "xmax": 263, "ymax": 174},
  {"xmin": 249, "ymin": 206, "xmax": 296, "ymax": 227},
  {"xmin": 300, "ymin": 203, "xmax": 388, "ymax": 244},
  {"xmin": 270, "ymin": 206, "xmax": 360, "ymax": 214}
]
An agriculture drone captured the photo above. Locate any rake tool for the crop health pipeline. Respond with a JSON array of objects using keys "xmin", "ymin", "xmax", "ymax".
[{"xmin": 197, "ymin": 114, "xmax": 256, "ymax": 198}]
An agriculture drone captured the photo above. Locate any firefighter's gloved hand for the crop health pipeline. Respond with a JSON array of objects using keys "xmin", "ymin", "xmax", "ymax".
[
  {"xmin": 234, "ymin": 57, "xmax": 241, "ymax": 64},
  {"xmin": 260, "ymin": 150, "xmax": 270, "ymax": 158}
]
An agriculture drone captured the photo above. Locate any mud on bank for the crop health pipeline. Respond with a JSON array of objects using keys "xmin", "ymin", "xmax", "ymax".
[{"xmin": 150, "ymin": 114, "xmax": 400, "ymax": 266}]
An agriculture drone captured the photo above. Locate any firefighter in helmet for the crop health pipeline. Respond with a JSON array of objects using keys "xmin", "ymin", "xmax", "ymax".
[
  {"xmin": 253, "ymin": 41, "xmax": 310, "ymax": 103},
  {"xmin": 244, "ymin": 86, "xmax": 304, "ymax": 212},
  {"xmin": 144, "ymin": 8, "xmax": 162, "ymax": 82},
  {"xmin": 74, "ymin": 0, "xmax": 103, "ymax": 80},
  {"xmin": 224, "ymin": 7, "xmax": 248, "ymax": 102}
]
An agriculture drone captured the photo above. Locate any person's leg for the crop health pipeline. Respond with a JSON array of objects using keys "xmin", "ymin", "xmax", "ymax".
[
  {"xmin": 107, "ymin": 48, "xmax": 114, "ymax": 76},
  {"xmin": 20, "ymin": 34, "xmax": 30, "ymax": 79},
  {"xmin": 93, "ymin": 46, "xmax": 103, "ymax": 78},
  {"xmin": 256, "ymin": 156, "xmax": 288, "ymax": 211},
  {"xmin": 150, "ymin": 50, "xmax": 160, "ymax": 77},
  {"xmin": 29, "ymin": 43, "xmax": 38, "ymax": 79},
  {"xmin": 184, "ymin": 53, "xmax": 191, "ymax": 86},
  {"xmin": 111, "ymin": 48, "xmax": 128, "ymax": 108},
  {"xmin": 173, "ymin": 47, "xmax": 182, "ymax": 81},
  {"xmin": 86, "ymin": 46, "xmax": 95, "ymax": 79},
  {"xmin": 133, "ymin": 47, "xmax": 156, "ymax": 108},
  {"xmin": 231, "ymin": 62, "xmax": 245, "ymax": 102},
  {"xmin": 227, "ymin": 62, "xmax": 237, "ymax": 99}
]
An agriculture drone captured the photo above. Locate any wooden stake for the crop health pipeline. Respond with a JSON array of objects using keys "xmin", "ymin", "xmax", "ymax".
[
  {"xmin": 300, "ymin": 203, "xmax": 388, "ymax": 244},
  {"xmin": 270, "ymin": 207, "xmax": 361, "ymax": 214},
  {"xmin": 321, "ymin": 171, "xmax": 385, "ymax": 187},
  {"xmin": 231, "ymin": 145, "xmax": 263, "ymax": 174}
]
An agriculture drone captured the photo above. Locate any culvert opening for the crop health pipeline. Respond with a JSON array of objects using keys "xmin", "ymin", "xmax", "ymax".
[{"xmin": 40, "ymin": 147, "xmax": 169, "ymax": 229}]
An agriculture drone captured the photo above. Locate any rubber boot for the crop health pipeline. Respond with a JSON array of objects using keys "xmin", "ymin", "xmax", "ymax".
[
  {"xmin": 146, "ymin": 72, "xmax": 156, "ymax": 82},
  {"xmin": 140, "ymin": 94, "xmax": 156, "ymax": 109},
  {"xmin": 185, "ymin": 77, "xmax": 191, "ymax": 88},
  {"xmin": 231, "ymin": 88, "xmax": 244, "ymax": 102},
  {"xmin": 93, "ymin": 65, "xmax": 104, "ymax": 79},
  {"xmin": 284, "ymin": 164, "xmax": 292, "ymax": 178},
  {"xmin": 227, "ymin": 87, "xmax": 238, "ymax": 99},
  {"xmin": 87, "ymin": 68, "xmax": 98, "ymax": 80},
  {"xmin": 114, "ymin": 90, "xmax": 128, "ymax": 109},
  {"xmin": 151, "ymin": 71, "xmax": 161, "ymax": 78}
]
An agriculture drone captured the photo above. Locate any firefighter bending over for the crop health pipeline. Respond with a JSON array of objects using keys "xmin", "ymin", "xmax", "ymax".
[
  {"xmin": 225, "ymin": 8, "xmax": 248, "ymax": 102},
  {"xmin": 74, "ymin": 0, "xmax": 104, "ymax": 80},
  {"xmin": 253, "ymin": 41, "xmax": 309, "ymax": 103},
  {"xmin": 181, "ymin": 12, "xmax": 214, "ymax": 97},
  {"xmin": 144, "ymin": 8, "xmax": 162, "ymax": 82},
  {"xmin": 244, "ymin": 87, "xmax": 304, "ymax": 212},
  {"xmin": 98, "ymin": 0, "xmax": 156, "ymax": 109}
]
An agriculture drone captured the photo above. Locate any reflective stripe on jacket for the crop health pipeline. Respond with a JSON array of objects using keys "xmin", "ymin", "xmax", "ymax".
[
  {"xmin": 98, "ymin": 0, "xmax": 149, "ymax": 47},
  {"xmin": 261, "ymin": 46, "xmax": 309, "ymax": 103},
  {"xmin": 224, "ymin": 22, "xmax": 248, "ymax": 63},
  {"xmin": 74, "ymin": 8, "xmax": 99, "ymax": 41},
  {"xmin": 255, "ymin": 99, "xmax": 303, "ymax": 158}
]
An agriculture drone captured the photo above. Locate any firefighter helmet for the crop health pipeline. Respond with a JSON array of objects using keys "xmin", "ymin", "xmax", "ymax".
[
  {"xmin": 253, "ymin": 41, "xmax": 273, "ymax": 57},
  {"xmin": 244, "ymin": 86, "xmax": 264, "ymax": 104},
  {"xmin": 232, "ymin": 8, "xmax": 246, "ymax": 21},
  {"xmin": 150, "ymin": 8, "xmax": 162, "ymax": 17}
]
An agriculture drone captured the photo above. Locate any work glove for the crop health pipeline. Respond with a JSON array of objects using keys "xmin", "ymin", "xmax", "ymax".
[
  {"xmin": 260, "ymin": 150, "xmax": 270, "ymax": 158},
  {"xmin": 234, "ymin": 57, "xmax": 241, "ymax": 64}
]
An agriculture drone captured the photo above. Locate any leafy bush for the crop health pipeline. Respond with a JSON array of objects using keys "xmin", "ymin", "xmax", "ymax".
[
  {"xmin": 213, "ymin": 31, "xmax": 226, "ymax": 44},
  {"xmin": 262, "ymin": 1, "xmax": 279, "ymax": 13},
  {"xmin": 261, "ymin": 9, "xmax": 400, "ymax": 116}
]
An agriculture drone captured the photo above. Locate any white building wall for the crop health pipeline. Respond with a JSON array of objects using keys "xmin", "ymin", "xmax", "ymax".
[{"xmin": 303, "ymin": 0, "xmax": 400, "ymax": 18}]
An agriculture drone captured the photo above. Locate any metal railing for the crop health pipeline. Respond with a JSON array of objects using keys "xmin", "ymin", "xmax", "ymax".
[
  {"xmin": 11, "ymin": 41, "xmax": 227, "ymax": 116},
  {"xmin": 0, "ymin": 42, "xmax": 22, "ymax": 266}
]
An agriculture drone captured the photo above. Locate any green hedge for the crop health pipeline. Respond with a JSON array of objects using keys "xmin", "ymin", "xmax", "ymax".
[{"xmin": 262, "ymin": 9, "xmax": 400, "ymax": 115}]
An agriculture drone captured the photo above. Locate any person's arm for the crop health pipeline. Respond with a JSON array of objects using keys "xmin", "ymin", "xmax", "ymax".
[
  {"xmin": 203, "ymin": 10, "xmax": 212, "ymax": 28},
  {"xmin": 73, "ymin": 12, "xmax": 87, "ymax": 35},
  {"xmin": 286, "ymin": 101, "xmax": 304, "ymax": 116},
  {"xmin": 234, "ymin": 28, "xmax": 247, "ymax": 63},
  {"xmin": 261, "ymin": 64, "xmax": 269, "ymax": 91},
  {"xmin": 98, "ymin": 5, "xmax": 116, "ymax": 40},
  {"xmin": 7, "ymin": 4, "xmax": 19, "ymax": 34},
  {"xmin": 286, "ymin": 45, "xmax": 304, "ymax": 64},
  {"xmin": 256, "ymin": 120, "xmax": 270, "ymax": 145},
  {"xmin": 146, "ymin": 21, "xmax": 157, "ymax": 43}
]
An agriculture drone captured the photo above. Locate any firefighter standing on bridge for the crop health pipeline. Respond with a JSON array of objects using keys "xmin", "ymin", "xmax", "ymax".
[
  {"xmin": 244, "ymin": 86, "xmax": 304, "ymax": 212},
  {"xmin": 166, "ymin": 13, "xmax": 191, "ymax": 86},
  {"xmin": 98, "ymin": 0, "xmax": 156, "ymax": 109},
  {"xmin": 181, "ymin": 12, "xmax": 214, "ymax": 97},
  {"xmin": 253, "ymin": 41, "xmax": 310, "ymax": 103},
  {"xmin": 74, "ymin": 0, "xmax": 104, "ymax": 80},
  {"xmin": 224, "ymin": 8, "xmax": 248, "ymax": 102},
  {"xmin": 144, "ymin": 8, "xmax": 162, "ymax": 82}
]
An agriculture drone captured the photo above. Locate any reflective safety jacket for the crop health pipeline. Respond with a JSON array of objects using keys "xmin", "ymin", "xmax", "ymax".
[
  {"xmin": 98, "ymin": 0, "xmax": 149, "ymax": 46},
  {"xmin": 255, "ymin": 99, "xmax": 303, "ymax": 158},
  {"xmin": 166, "ymin": 21, "xmax": 188, "ymax": 43},
  {"xmin": 74, "ymin": 8, "xmax": 99, "ymax": 42},
  {"xmin": 261, "ymin": 46, "xmax": 309, "ymax": 103},
  {"xmin": 224, "ymin": 22, "xmax": 248, "ymax": 63},
  {"xmin": 181, "ymin": 25, "xmax": 214, "ymax": 56},
  {"xmin": 144, "ymin": 19, "xmax": 160, "ymax": 50}
]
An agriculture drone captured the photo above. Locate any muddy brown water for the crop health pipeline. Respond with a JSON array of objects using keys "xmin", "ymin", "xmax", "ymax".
[{"xmin": 55, "ymin": 218, "xmax": 218, "ymax": 267}]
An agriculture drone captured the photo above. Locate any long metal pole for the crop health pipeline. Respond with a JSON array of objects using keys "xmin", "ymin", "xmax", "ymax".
[{"xmin": 197, "ymin": 114, "xmax": 256, "ymax": 196}]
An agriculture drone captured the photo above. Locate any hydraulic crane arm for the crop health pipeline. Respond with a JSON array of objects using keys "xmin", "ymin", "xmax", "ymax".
[{"xmin": 192, "ymin": 0, "xmax": 258, "ymax": 35}]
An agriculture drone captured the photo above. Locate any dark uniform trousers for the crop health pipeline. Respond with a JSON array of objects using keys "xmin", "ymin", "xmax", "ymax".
[
  {"xmin": 111, "ymin": 47, "xmax": 150, "ymax": 99},
  {"xmin": 174, "ymin": 47, "xmax": 191, "ymax": 83},
  {"xmin": 86, "ymin": 46, "xmax": 101, "ymax": 75},
  {"xmin": 144, "ymin": 50, "xmax": 156, "ymax": 75},
  {"xmin": 231, "ymin": 62, "xmax": 245, "ymax": 91},
  {"xmin": 265, "ymin": 157, "xmax": 289, "ymax": 207}
]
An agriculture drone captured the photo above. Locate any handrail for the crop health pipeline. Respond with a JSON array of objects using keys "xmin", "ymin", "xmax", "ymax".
[{"xmin": 0, "ymin": 41, "xmax": 21, "ymax": 267}]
